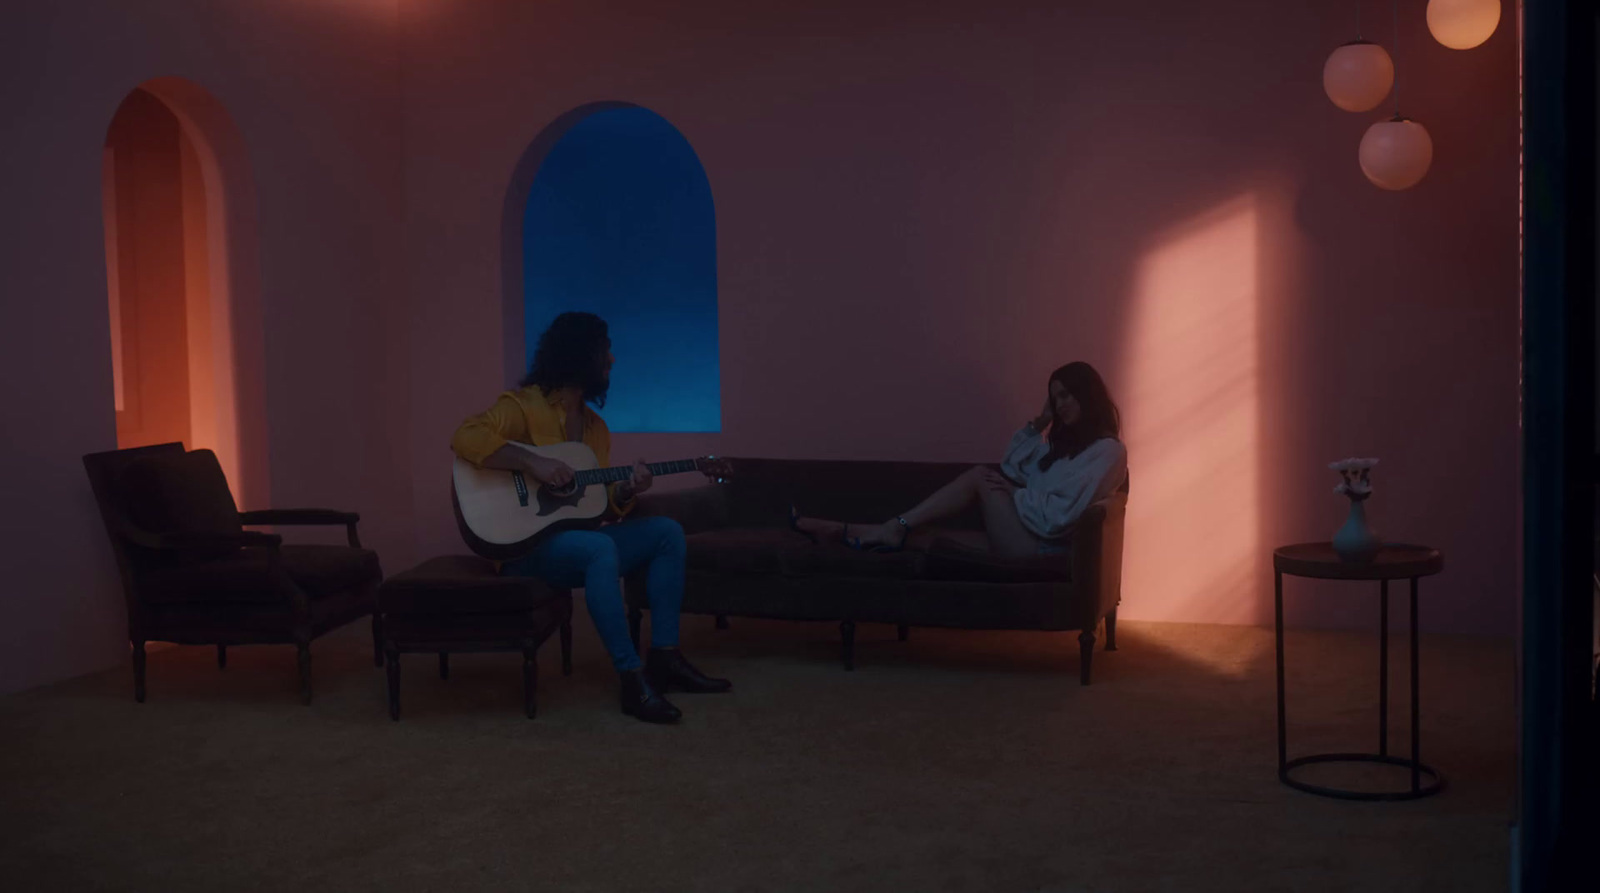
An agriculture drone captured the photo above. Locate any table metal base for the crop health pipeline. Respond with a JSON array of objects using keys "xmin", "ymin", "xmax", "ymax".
[{"xmin": 1281, "ymin": 752, "xmax": 1445, "ymax": 801}]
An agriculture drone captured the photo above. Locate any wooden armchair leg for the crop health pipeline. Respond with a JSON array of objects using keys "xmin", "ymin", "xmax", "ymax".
[
  {"xmin": 297, "ymin": 641, "xmax": 312, "ymax": 705},
  {"xmin": 371, "ymin": 612, "xmax": 384, "ymax": 667},
  {"xmin": 628, "ymin": 607, "xmax": 642, "ymax": 653},
  {"xmin": 840, "ymin": 621, "xmax": 857, "ymax": 671},
  {"xmin": 1078, "ymin": 629, "xmax": 1096, "ymax": 686},
  {"xmin": 132, "ymin": 641, "xmax": 147, "ymax": 703},
  {"xmin": 560, "ymin": 618, "xmax": 573, "ymax": 677},
  {"xmin": 523, "ymin": 649, "xmax": 538, "ymax": 720},
  {"xmin": 438, "ymin": 652, "xmax": 450, "ymax": 680},
  {"xmin": 1104, "ymin": 609, "xmax": 1118, "ymax": 652},
  {"xmin": 217, "ymin": 645, "xmax": 227, "ymax": 669},
  {"xmin": 385, "ymin": 644, "xmax": 400, "ymax": 721},
  {"xmin": 897, "ymin": 624, "xmax": 909, "ymax": 642}
]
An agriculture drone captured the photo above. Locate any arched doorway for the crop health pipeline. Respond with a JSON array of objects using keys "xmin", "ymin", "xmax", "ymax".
[
  {"xmin": 100, "ymin": 79, "xmax": 265, "ymax": 502},
  {"xmin": 502, "ymin": 104, "xmax": 719, "ymax": 433}
]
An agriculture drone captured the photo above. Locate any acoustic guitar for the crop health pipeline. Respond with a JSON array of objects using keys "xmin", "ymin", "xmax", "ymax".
[{"xmin": 451, "ymin": 441, "xmax": 731, "ymax": 560}]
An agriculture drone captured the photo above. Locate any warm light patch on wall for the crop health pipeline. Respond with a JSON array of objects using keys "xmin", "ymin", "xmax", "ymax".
[{"xmin": 1118, "ymin": 197, "xmax": 1261, "ymax": 627}]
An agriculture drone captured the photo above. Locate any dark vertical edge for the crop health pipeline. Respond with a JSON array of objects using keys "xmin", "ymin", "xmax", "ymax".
[{"xmin": 1520, "ymin": 1, "xmax": 1597, "ymax": 888}]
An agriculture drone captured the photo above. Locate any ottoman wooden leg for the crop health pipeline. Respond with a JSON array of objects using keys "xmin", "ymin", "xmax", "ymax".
[
  {"xmin": 438, "ymin": 652, "xmax": 449, "ymax": 680},
  {"xmin": 385, "ymin": 644, "xmax": 401, "ymax": 721},
  {"xmin": 840, "ymin": 621, "xmax": 856, "ymax": 671},
  {"xmin": 523, "ymin": 648, "xmax": 538, "ymax": 719},
  {"xmin": 297, "ymin": 640, "xmax": 312, "ymax": 706},
  {"xmin": 132, "ymin": 640, "xmax": 147, "ymax": 703},
  {"xmin": 1104, "ymin": 609, "xmax": 1118, "ymax": 652}
]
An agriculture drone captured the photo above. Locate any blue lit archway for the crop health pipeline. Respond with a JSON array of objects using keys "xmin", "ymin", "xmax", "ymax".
[{"xmin": 514, "ymin": 105, "xmax": 719, "ymax": 433}]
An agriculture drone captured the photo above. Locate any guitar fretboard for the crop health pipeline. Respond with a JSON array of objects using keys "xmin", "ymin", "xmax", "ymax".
[{"xmin": 574, "ymin": 459, "xmax": 701, "ymax": 487}]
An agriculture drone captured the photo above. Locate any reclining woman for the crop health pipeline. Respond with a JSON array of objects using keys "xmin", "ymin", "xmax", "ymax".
[{"xmin": 791, "ymin": 361, "xmax": 1128, "ymax": 558}]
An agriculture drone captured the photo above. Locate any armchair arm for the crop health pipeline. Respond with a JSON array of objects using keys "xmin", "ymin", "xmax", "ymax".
[
  {"xmin": 240, "ymin": 508, "xmax": 363, "ymax": 548},
  {"xmin": 631, "ymin": 485, "xmax": 729, "ymax": 536},
  {"xmin": 155, "ymin": 529, "xmax": 283, "ymax": 552}
]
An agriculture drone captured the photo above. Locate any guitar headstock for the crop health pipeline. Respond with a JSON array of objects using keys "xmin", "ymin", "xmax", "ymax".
[{"xmin": 696, "ymin": 456, "xmax": 734, "ymax": 484}]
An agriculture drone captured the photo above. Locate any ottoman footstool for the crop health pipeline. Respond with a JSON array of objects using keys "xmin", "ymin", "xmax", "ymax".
[{"xmin": 378, "ymin": 555, "xmax": 572, "ymax": 720}]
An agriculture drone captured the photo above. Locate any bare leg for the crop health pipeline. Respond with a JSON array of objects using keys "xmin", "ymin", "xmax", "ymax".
[
  {"xmin": 796, "ymin": 466, "xmax": 989, "ymax": 547},
  {"xmin": 977, "ymin": 485, "xmax": 1042, "ymax": 559}
]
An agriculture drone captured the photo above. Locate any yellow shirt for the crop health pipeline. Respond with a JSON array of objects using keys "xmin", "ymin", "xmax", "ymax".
[{"xmin": 451, "ymin": 385, "xmax": 635, "ymax": 517}]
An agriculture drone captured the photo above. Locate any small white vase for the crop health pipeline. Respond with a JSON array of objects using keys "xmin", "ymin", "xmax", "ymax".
[{"xmin": 1332, "ymin": 497, "xmax": 1380, "ymax": 563}]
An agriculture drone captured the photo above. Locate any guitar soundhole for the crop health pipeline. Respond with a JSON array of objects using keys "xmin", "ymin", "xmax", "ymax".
[{"xmin": 535, "ymin": 484, "xmax": 585, "ymax": 516}]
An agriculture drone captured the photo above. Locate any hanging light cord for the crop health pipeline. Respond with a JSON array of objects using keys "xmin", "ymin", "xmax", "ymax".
[{"xmin": 1392, "ymin": 0, "xmax": 1401, "ymax": 117}]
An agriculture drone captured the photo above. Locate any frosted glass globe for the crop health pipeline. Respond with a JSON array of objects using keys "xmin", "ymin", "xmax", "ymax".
[
  {"xmin": 1323, "ymin": 41, "xmax": 1395, "ymax": 112},
  {"xmin": 1360, "ymin": 117, "xmax": 1434, "ymax": 190},
  {"xmin": 1427, "ymin": 0, "xmax": 1501, "ymax": 50}
]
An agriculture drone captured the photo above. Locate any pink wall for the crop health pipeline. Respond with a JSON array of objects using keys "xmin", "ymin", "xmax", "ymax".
[
  {"xmin": 0, "ymin": 0, "xmax": 1518, "ymax": 695},
  {"xmin": 400, "ymin": 0, "xmax": 1519, "ymax": 635},
  {"xmin": 0, "ymin": 0, "xmax": 408, "ymax": 694}
]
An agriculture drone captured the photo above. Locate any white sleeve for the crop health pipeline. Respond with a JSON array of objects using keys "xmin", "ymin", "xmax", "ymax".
[
  {"xmin": 1000, "ymin": 424, "xmax": 1045, "ymax": 484},
  {"xmin": 1011, "ymin": 439, "xmax": 1128, "ymax": 540}
]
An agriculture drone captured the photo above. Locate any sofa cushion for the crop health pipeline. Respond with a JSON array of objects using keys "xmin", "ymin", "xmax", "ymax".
[
  {"xmin": 685, "ymin": 529, "xmax": 813, "ymax": 575},
  {"xmin": 920, "ymin": 536, "xmax": 1073, "ymax": 584},
  {"xmin": 685, "ymin": 529, "xmax": 922, "ymax": 579},
  {"xmin": 142, "ymin": 544, "xmax": 381, "ymax": 604},
  {"xmin": 718, "ymin": 457, "xmax": 985, "ymax": 532}
]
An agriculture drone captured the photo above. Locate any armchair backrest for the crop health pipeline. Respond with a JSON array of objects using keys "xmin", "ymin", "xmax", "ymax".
[{"xmin": 82, "ymin": 444, "xmax": 243, "ymax": 610}]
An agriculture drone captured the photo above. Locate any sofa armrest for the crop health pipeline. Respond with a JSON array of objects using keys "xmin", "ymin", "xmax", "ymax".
[
  {"xmin": 1069, "ymin": 494, "xmax": 1128, "ymax": 626},
  {"xmin": 240, "ymin": 509, "xmax": 362, "ymax": 547},
  {"xmin": 631, "ymin": 485, "xmax": 730, "ymax": 535}
]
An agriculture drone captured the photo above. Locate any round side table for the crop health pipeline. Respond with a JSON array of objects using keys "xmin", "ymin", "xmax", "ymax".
[{"xmin": 1274, "ymin": 542, "xmax": 1446, "ymax": 800}]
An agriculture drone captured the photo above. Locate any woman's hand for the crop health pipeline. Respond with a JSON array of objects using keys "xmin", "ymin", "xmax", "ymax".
[
  {"xmin": 981, "ymin": 467, "xmax": 1018, "ymax": 495},
  {"xmin": 1030, "ymin": 396, "xmax": 1054, "ymax": 432},
  {"xmin": 629, "ymin": 459, "xmax": 654, "ymax": 496},
  {"xmin": 526, "ymin": 455, "xmax": 576, "ymax": 490}
]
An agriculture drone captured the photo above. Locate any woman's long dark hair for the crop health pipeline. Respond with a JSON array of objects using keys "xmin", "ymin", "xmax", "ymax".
[
  {"xmin": 521, "ymin": 311, "xmax": 610, "ymax": 408},
  {"xmin": 1038, "ymin": 361, "xmax": 1121, "ymax": 472}
]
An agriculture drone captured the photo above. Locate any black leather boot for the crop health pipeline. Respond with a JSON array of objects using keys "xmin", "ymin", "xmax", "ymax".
[
  {"xmin": 645, "ymin": 648, "xmax": 733, "ymax": 694},
  {"xmin": 620, "ymin": 670, "xmax": 681, "ymax": 724}
]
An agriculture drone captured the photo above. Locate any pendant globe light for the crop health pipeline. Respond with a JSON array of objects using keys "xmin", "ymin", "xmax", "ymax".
[
  {"xmin": 1360, "ymin": 0, "xmax": 1432, "ymax": 190},
  {"xmin": 1426, "ymin": 0, "xmax": 1500, "ymax": 50},
  {"xmin": 1324, "ymin": 3, "xmax": 1393, "ymax": 112}
]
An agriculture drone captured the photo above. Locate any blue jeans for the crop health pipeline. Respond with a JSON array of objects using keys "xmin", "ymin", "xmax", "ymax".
[{"xmin": 501, "ymin": 516, "xmax": 685, "ymax": 673}]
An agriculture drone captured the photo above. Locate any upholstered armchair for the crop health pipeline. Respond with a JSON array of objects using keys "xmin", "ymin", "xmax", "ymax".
[{"xmin": 83, "ymin": 443, "xmax": 382, "ymax": 704}]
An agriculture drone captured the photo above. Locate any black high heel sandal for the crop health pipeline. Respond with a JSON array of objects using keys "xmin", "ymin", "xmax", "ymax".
[
  {"xmin": 789, "ymin": 505, "xmax": 819, "ymax": 544},
  {"xmin": 844, "ymin": 516, "xmax": 910, "ymax": 553}
]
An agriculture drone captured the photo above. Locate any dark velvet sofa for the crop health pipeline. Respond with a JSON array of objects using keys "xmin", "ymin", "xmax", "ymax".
[{"xmin": 625, "ymin": 457, "xmax": 1128, "ymax": 683}]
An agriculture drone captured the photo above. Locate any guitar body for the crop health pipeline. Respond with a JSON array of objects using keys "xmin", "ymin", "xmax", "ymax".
[
  {"xmin": 451, "ymin": 442, "xmax": 610, "ymax": 561},
  {"xmin": 451, "ymin": 443, "xmax": 730, "ymax": 562}
]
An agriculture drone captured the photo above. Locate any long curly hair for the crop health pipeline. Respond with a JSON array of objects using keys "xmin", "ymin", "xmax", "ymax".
[
  {"xmin": 1039, "ymin": 361, "xmax": 1121, "ymax": 472},
  {"xmin": 521, "ymin": 312, "xmax": 611, "ymax": 407}
]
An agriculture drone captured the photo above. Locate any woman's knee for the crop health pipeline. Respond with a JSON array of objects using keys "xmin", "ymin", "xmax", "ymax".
[
  {"xmin": 565, "ymin": 532, "xmax": 621, "ymax": 572},
  {"xmin": 637, "ymin": 515, "xmax": 687, "ymax": 555}
]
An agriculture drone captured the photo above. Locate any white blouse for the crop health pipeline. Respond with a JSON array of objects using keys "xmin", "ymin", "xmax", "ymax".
[{"xmin": 999, "ymin": 424, "xmax": 1128, "ymax": 541}]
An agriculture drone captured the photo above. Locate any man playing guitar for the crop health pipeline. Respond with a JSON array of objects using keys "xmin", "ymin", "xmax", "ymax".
[{"xmin": 451, "ymin": 311, "xmax": 730, "ymax": 724}]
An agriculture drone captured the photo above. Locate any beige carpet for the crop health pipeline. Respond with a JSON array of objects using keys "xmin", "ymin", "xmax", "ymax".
[{"xmin": 0, "ymin": 617, "xmax": 1514, "ymax": 892}]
